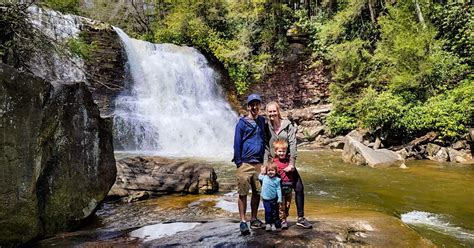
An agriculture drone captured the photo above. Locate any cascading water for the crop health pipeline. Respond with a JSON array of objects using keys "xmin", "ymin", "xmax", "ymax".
[
  {"xmin": 26, "ymin": 6, "xmax": 86, "ymax": 85},
  {"xmin": 113, "ymin": 28, "xmax": 238, "ymax": 159}
]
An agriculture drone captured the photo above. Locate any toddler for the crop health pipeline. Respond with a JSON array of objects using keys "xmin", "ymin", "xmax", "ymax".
[{"xmin": 259, "ymin": 162, "xmax": 282, "ymax": 231}]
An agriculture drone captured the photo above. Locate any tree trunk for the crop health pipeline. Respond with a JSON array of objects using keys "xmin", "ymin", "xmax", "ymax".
[
  {"xmin": 368, "ymin": 0, "xmax": 376, "ymax": 23},
  {"xmin": 412, "ymin": 0, "xmax": 426, "ymax": 29}
]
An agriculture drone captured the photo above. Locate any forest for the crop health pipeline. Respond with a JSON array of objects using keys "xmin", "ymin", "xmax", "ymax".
[{"xmin": 4, "ymin": 0, "xmax": 473, "ymax": 143}]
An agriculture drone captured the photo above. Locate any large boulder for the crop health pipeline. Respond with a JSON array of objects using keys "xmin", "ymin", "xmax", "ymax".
[
  {"xmin": 342, "ymin": 136, "xmax": 404, "ymax": 167},
  {"xmin": 109, "ymin": 156, "xmax": 219, "ymax": 198},
  {"xmin": 0, "ymin": 64, "xmax": 116, "ymax": 246}
]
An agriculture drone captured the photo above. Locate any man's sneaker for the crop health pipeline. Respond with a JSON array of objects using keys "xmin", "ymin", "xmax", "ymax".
[
  {"xmin": 240, "ymin": 222, "xmax": 250, "ymax": 235},
  {"xmin": 250, "ymin": 219, "xmax": 264, "ymax": 229},
  {"xmin": 281, "ymin": 220, "xmax": 288, "ymax": 230},
  {"xmin": 265, "ymin": 224, "xmax": 272, "ymax": 231},
  {"xmin": 296, "ymin": 217, "xmax": 313, "ymax": 229}
]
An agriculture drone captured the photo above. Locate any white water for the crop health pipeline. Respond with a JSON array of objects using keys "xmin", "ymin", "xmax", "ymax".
[
  {"xmin": 27, "ymin": 6, "xmax": 86, "ymax": 85},
  {"xmin": 401, "ymin": 211, "xmax": 474, "ymax": 243},
  {"xmin": 113, "ymin": 28, "xmax": 238, "ymax": 159}
]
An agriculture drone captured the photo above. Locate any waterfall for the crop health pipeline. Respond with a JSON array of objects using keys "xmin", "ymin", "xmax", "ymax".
[
  {"xmin": 26, "ymin": 5, "xmax": 86, "ymax": 85},
  {"xmin": 113, "ymin": 28, "xmax": 238, "ymax": 159}
]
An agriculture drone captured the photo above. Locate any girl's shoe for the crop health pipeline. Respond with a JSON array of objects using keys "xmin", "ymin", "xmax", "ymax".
[
  {"xmin": 271, "ymin": 224, "xmax": 277, "ymax": 231},
  {"xmin": 265, "ymin": 224, "xmax": 272, "ymax": 231}
]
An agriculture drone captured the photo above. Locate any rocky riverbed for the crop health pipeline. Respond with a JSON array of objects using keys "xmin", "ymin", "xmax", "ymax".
[{"xmin": 34, "ymin": 193, "xmax": 434, "ymax": 247}]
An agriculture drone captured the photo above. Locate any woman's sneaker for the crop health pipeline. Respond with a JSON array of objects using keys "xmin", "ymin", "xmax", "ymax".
[
  {"xmin": 250, "ymin": 219, "xmax": 264, "ymax": 229},
  {"xmin": 240, "ymin": 222, "xmax": 250, "ymax": 235},
  {"xmin": 265, "ymin": 224, "xmax": 272, "ymax": 231},
  {"xmin": 296, "ymin": 217, "xmax": 313, "ymax": 229},
  {"xmin": 281, "ymin": 220, "xmax": 288, "ymax": 230}
]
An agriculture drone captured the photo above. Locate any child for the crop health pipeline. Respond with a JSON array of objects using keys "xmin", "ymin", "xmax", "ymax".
[
  {"xmin": 272, "ymin": 138, "xmax": 293, "ymax": 230},
  {"xmin": 259, "ymin": 162, "xmax": 282, "ymax": 231}
]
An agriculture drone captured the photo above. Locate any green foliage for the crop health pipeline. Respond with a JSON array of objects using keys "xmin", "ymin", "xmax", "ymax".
[
  {"xmin": 66, "ymin": 36, "xmax": 97, "ymax": 59},
  {"xmin": 372, "ymin": 5, "xmax": 468, "ymax": 100},
  {"xmin": 322, "ymin": 1, "xmax": 472, "ymax": 141},
  {"xmin": 41, "ymin": 0, "xmax": 81, "ymax": 15},
  {"xmin": 401, "ymin": 80, "xmax": 474, "ymax": 140},
  {"xmin": 355, "ymin": 88, "xmax": 405, "ymax": 132},
  {"xmin": 430, "ymin": 3, "xmax": 473, "ymax": 64},
  {"xmin": 326, "ymin": 111, "xmax": 357, "ymax": 135},
  {"xmin": 152, "ymin": 0, "xmax": 294, "ymax": 94}
]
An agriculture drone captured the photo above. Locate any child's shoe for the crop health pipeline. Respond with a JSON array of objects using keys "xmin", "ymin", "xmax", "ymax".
[
  {"xmin": 281, "ymin": 220, "xmax": 288, "ymax": 230},
  {"xmin": 265, "ymin": 224, "xmax": 272, "ymax": 231},
  {"xmin": 271, "ymin": 224, "xmax": 277, "ymax": 231}
]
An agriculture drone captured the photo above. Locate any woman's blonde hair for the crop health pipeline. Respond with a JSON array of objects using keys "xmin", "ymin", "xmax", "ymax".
[{"xmin": 266, "ymin": 101, "xmax": 282, "ymax": 119}]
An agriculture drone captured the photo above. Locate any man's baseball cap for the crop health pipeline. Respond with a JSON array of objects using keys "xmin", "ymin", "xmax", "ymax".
[{"xmin": 246, "ymin": 94, "xmax": 262, "ymax": 104}]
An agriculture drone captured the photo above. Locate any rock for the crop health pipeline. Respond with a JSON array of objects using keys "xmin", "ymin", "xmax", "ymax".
[
  {"xmin": 290, "ymin": 108, "xmax": 313, "ymax": 123},
  {"xmin": 127, "ymin": 192, "xmax": 150, "ymax": 203},
  {"xmin": 15, "ymin": 6, "xmax": 126, "ymax": 117},
  {"xmin": 0, "ymin": 63, "xmax": 52, "ymax": 246},
  {"xmin": 426, "ymin": 143, "xmax": 442, "ymax": 157},
  {"xmin": 303, "ymin": 125, "xmax": 325, "ymax": 141},
  {"xmin": 342, "ymin": 136, "xmax": 404, "ymax": 167},
  {"xmin": 346, "ymin": 129, "xmax": 372, "ymax": 143},
  {"xmin": 447, "ymin": 148, "xmax": 474, "ymax": 164},
  {"xmin": 310, "ymin": 104, "xmax": 332, "ymax": 115},
  {"xmin": 468, "ymin": 128, "xmax": 474, "ymax": 142},
  {"xmin": 329, "ymin": 140, "xmax": 345, "ymax": 150},
  {"xmin": 109, "ymin": 156, "xmax": 219, "ymax": 198},
  {"xmin": 0, "ymin": 64, "xmax": 116, "ymax": 246},
  {"xmin": 432, "ymin": 148, "xmax": 449, "ymax": 162},
  {"xmin": 451, "ymin": 140, "xmax": 468, "ymax": 150},
  {"xmin": 396, "ymin": 148, "xmax": 409, "ymax": 159}
]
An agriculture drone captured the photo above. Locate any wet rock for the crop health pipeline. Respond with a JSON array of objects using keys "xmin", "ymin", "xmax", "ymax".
[
  {"xmin": 0, "ymin": 64, "xmax": 116, "ymax": 246},
  {"xmin": 127, "ymin": 192, "xmax": 150, "ymax": 203},
  {"xmin": 11, "ymin": 6, "xmax": 126, "ymax": 117},
  {"xmin": 342, "ymin": 136, "xmax": 404, "ymax": 167},
  {"xmin": 109, "ymin": 156, "xmax": 219, "ymax": 198}
]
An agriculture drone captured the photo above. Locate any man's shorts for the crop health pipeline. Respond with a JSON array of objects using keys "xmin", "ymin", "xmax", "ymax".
[{"xmin": 236, "ymin": 163, "xmax": 262, "ymax": 196}]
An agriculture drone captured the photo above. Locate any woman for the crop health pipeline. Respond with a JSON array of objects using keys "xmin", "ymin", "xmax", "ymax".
[{"xmin": 264, "ymin": 101, "xmax": 312, "ymax": 229}]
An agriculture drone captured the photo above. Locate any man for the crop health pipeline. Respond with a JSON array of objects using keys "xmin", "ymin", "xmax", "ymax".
[{"xmin": 233, "ymin": 93, "xmax": 266, "ymax": 235}]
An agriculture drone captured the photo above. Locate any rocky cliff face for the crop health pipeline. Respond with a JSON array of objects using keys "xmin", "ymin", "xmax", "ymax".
[
  {"xmin": 0, "ymin": 64, "xmax": 116, "ymax": 246},
  {"xmin": 25, "ymin": 6, "xmax": 126, "ymax": 116}
]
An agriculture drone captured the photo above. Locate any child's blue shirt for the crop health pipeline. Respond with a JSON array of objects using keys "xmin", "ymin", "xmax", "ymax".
[{"xmin": 258, "ymin": 174, "xmax": 282, "ymax": 203}]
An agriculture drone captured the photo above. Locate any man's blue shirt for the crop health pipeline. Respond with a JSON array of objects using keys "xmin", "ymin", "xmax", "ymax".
[{"xmin": 233, "ymin": 115, "xmax": 266, "ymax": 167}]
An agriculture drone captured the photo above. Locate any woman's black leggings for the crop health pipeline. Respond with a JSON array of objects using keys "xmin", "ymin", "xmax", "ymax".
[{"xmin": 292, "ymin": 169, "xmax": 305, "ymax": 218}]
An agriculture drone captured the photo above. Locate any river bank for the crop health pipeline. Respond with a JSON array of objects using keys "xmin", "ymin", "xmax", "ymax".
[{"xmin": 32, "ymin": 150, "xmax": 474, "ymax": 247}]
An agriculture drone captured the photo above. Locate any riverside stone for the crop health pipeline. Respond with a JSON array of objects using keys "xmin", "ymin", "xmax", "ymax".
[
  {"xmin": 433, "ymin": 148, "xmax": 449, "ymax": 162},
  {"xmin": 109, "ymin": 156, "xmax": 219, "ymax": 198},
  {"xmin": 342, "ymin": 136, "xmax": 404, "ymax": 167},
  {"xmin": 0, "ymin": 64, "xmax": 116, "ymax": 246}
]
